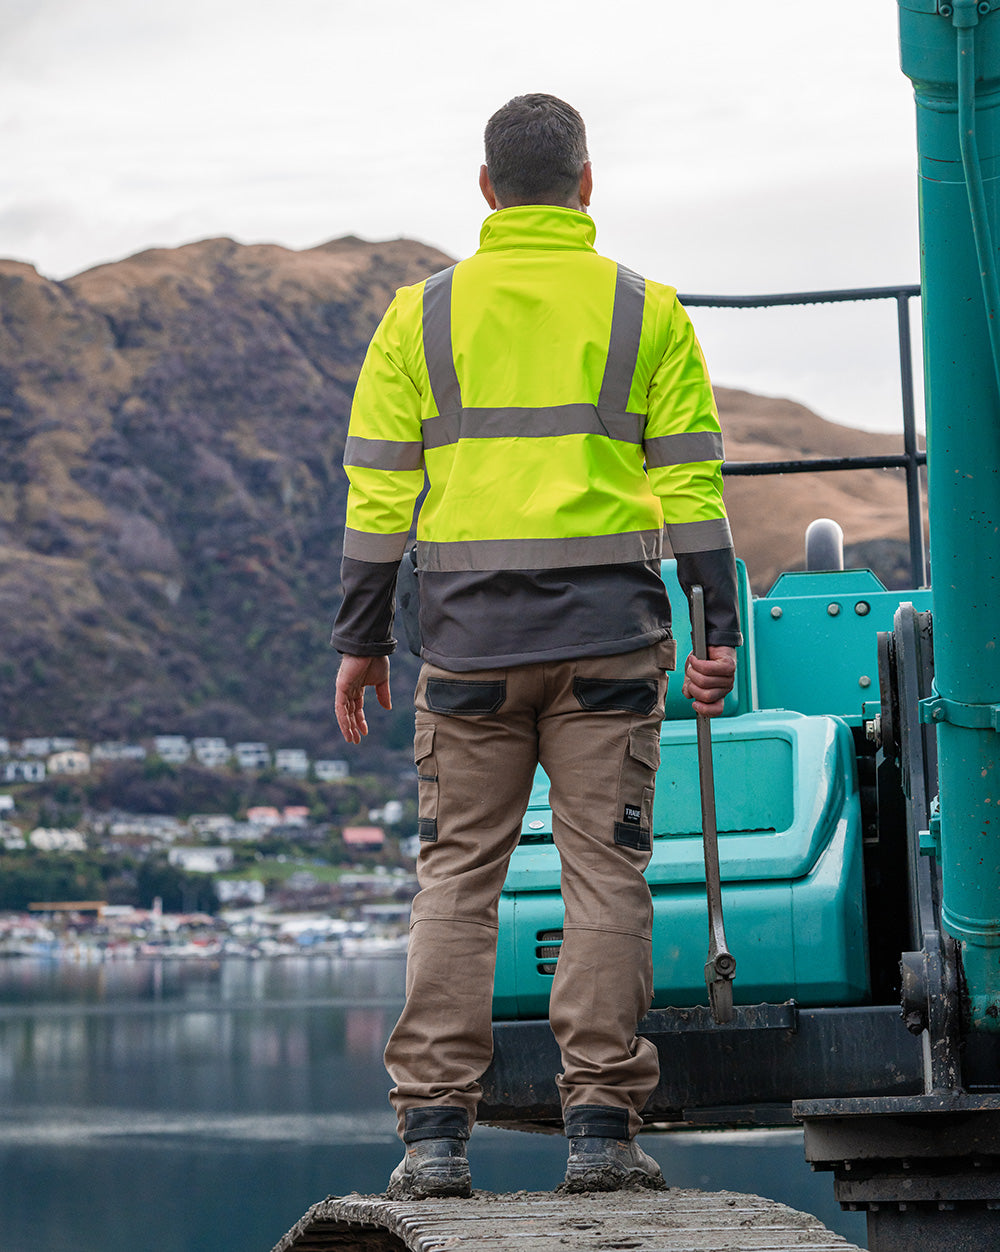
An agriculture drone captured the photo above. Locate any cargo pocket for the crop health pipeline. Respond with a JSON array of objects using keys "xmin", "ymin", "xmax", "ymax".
[
  {"xmin": 425, "ymin": 678, "xmax": 506, "ymax": 715},
  {"xmin": 573, "ymin": 677, "xmax": 658, "ymax": 715},
  {"xmin": 614, "ymin": 726, "xmax": 660, "ymax": 852},
  {"xmin": 414, "ymin": 721, "xmax": 439, "ymax": 843}
]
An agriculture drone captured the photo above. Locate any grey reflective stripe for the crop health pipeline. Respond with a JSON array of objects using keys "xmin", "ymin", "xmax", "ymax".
[
  {"xmin": 665, "ymin": 517, "xmax": 734, "ymax": 553},
  {"xmin": 645, "ymin": 429, "xmax": 725, "ymax": 468},
  {"xmin": 420, "ymin": 261, "xmax": 645, "ymax": 447},
  {"xmin": 422, "ymin": 410, "xmax": 462, "ymax": 451},
  {"xmin": 343, "ymin": 527, "xmax": 411, "ymax": 562},
  {"xmin": 422, "ymin": 267, "xmax": 461, "ymax": 415},
  {"xmin": 426, "ymin": 404, "xmax": 643, "ymax": 445},
  {"xmin": 344, "ymin": 436, "xmax": 424, "ymax": 472},
  {"xmin": 598, "ymin": 265, "xmax": 646, "ymax": 415},
  {"xmin": 418, "ymin": 529, "xmax": 663, "ymax": 573}
]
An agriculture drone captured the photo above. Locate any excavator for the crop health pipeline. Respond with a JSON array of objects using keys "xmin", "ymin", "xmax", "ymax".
[{"xmin": 276, "ymin": 4, "xmax": 1000, "ymax": 1248}]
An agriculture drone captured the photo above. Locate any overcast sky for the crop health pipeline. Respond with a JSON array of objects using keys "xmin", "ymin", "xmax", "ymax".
[{"xmin": 1, "ymin": 0, "xmax": 923, "ymax": 432}]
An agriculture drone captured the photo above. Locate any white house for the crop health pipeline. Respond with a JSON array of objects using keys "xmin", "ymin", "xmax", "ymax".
[
  {"xmin": 92, "ymin": 742, "xmax": 147, "ymax": 762},
  {"xmin": 234, "ymin": 742, "xmax": 270, "ymax": 771},
  {"xmin": 154, "ymin": 736, "xmax": 191, "ymax": 764},
  {"xmin": 314, "ymin": 759, "xmax": 349, "ymax": 782},
  {"xmin": 47, "ymin": 750, "xmax": 91, "ymax": 776},
  {"xmin": 0, "ymin": 794, "xmax": 14, "ymax": 814},
  {"xmin": 192, "ymin": 738, "xmax": 230, "ymax": 768},
  {"xmin": 275, "ymin": 748, "xmax": 309, "ymax": 778},
  {"xmin": 20, "ymin": 737, "xmax": 52, "ymax": 757},
  {"xmin": 0, "ymin": 738, "xmax": 10, "ymax": 757},
  {"xmin": 29, "ymin": 827, "xmax": 87, "ymax": 853},
  {"xmin": 3, "ymin": 761, "xmax": 45, "ymax": 783},
  {"xmin": 0, "ymin": 822, "xmax": 25, "ymax": 850},
  {"xmin": 216, "ymin": 878, "xmax": 266, "ymax": 905},
  {"xmin": 168, "ymin": 846, "xmax": 234, "ymax": 873}
]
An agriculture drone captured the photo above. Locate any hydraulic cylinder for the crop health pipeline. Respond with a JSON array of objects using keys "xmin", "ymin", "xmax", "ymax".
[{"xmin": 898, "ymin": 0, "xmax": 1000, "ymax": 1030}]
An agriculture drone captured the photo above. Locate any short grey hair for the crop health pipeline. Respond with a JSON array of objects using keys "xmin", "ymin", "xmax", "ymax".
[{"xmin": 484, "ymin": 93, "xmax": 589, "ymax": 207}]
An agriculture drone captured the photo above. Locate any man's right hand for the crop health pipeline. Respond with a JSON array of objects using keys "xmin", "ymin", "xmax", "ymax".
[
  {"xmin": 335, "ymin": 655, "xmax": 392, "ymax": 745},
  {"xmin": 682, "ymin": 647, "xmax": 737, "ymax": 717}
]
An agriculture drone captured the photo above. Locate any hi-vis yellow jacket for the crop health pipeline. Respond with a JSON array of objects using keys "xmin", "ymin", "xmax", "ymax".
[{"xmin": 332, "ymin": 206, "xmax": 741, "ymax": 669}]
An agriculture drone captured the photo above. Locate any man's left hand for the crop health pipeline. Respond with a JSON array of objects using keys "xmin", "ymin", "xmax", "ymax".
[{"xmin": 682, "ymin": 647, "xmax": 737, "ymax": 717}]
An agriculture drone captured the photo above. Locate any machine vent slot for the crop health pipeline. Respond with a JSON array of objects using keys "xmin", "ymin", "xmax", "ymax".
[{"xmin": 536, "ymin": 929, "xmax": 563, "ymax": 975}]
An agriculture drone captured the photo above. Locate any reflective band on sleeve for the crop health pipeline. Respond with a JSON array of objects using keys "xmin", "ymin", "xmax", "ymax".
[
  {"xmin": 422, "ymin": 267, "xmax": 462, "ymax": 416},
  {"xmin": 344, "ymin": 436, "xmax": 424, "ymax": 471},
  {"xmin": 343, "ymin": 527, "xmax": 411, "ymax": 562},
  {"xmin": 645, "ymin": 429, "xmax": 725, "ymax": 468},
  {"xmin": 665, "ymin": 517, "xmax": 734, "ymax": 553},
  {"xmin": 598, "ymin": 265, "xmax": 646, "ymax": 415},
  {"xmin": 418, "ymin": 529, "xmax": 663, "ymax": 572}
]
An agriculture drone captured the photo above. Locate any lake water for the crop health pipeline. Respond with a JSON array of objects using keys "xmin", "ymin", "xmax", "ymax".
[{"xmin": 0, "ymin": 956, "xmax": 867, "ymax": 1251}]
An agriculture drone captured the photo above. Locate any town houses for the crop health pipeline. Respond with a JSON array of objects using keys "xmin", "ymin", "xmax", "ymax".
[{"xmin": 0, "ymin": 734, "xmax": 351, "ymax": 783}]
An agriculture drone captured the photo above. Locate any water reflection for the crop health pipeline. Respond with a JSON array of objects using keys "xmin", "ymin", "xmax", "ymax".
[{"xmin": 0, "ymin": 956, "xmax": 866, "ymax": 1252}]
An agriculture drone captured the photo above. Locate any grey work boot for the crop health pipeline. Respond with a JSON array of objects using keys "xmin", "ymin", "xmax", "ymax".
[
  {"xmin": 562, "ymin": 1136, "xmax": 666, "ymax": 1193},
  {"xmin": 386, "ymin": 1136, "xmax": 472, "ymax": 1199}
]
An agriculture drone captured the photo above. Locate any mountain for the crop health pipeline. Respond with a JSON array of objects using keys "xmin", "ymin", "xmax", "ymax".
[{"xmin": 0, "ymin": 236, "xmax": 919, "ymax": 748}]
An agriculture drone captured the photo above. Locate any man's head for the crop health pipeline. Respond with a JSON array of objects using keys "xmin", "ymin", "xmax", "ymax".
[{"xmin": 481, "ymin": 93, "xmax": 591, "ymax": 212}]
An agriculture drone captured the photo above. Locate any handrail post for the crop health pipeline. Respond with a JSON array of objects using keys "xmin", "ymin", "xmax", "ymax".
[{"xmin": 897, "ymin": 289, "xmax": 928, "ymax": 586}]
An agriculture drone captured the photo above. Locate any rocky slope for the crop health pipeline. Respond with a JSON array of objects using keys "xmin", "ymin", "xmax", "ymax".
[{"xmin": 0, "ymin": 236, "xmax": 919, "ymax": 748}]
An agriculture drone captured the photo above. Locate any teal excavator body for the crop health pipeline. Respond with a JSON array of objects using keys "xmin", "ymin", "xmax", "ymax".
[{"xmin": 476, "ymin": 5, "xmax": 1000, "ymax": 1246}]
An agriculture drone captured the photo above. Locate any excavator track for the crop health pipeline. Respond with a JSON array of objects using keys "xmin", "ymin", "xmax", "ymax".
[{"xmin": 272, "ymin": 1188, "xmax": 864, "ymax": 1251}]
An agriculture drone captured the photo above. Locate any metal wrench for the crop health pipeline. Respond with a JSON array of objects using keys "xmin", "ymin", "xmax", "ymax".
[{"xmin": 690, "ymin": 584, "xmax": 737, "ymax": 1024}]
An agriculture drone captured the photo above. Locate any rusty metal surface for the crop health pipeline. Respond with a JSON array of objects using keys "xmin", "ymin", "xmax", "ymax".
[{"xmin": 271, "ymin": 1189, "xmax": 865, "ymax": 1252}]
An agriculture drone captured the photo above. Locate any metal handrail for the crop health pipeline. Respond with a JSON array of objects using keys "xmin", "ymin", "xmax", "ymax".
[{"xmin": 677, "ymin": 284, "xmax": 927, "ymax": 587}]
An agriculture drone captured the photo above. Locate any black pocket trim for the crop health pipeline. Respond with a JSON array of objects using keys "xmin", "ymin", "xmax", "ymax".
[
  {"xmin": 418, "ymin": 818, "xmax": 438, "ymax": 843},
  {"xmin": 573, "ymin": 678, "xmax": 658, "ymax": 715},
  {"xmin": 426, "ymin": 678, "xmax": 506, "ymax": 715},
  {"xmin": 614, "ymin": 821, "xmax": 651, "ymax": 851}
]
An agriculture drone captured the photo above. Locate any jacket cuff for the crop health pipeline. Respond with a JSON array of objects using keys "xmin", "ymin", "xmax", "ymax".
[
  {"xmin": 675, "ymin": 547, "xmax": 744, "ymax": 649},
  {"xmin": 331, "ymin": 556, "xmax": 399, "ymax": 655}
]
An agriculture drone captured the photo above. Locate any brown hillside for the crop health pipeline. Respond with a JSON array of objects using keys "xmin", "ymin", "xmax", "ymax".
[{"xmin": 0, "ymin": 236, "xmax": 918, "ymax": 748}]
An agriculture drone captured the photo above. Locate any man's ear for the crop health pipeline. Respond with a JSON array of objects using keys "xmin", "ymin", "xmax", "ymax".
[
  {"xmin": 579, "ymin": 161, "xmax": 593, "ymax": 209},
  {"xmin": 480, "ymin": 164, "xmax": 499, "ymax": 210}
]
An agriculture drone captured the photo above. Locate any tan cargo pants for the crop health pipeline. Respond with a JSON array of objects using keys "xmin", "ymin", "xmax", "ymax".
[{"xmin": 384, "ymin": 640, "xmax": 674, "ymax": 1141}]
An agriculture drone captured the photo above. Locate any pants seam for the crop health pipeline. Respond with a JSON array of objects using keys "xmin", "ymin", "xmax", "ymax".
[
  {"xmin": 561, "ymin": 923, "xmax": 652, "ymax": 940},
  {"xmin": 410, "ymin": 916, "xmax": 500, "ymax": 932}
]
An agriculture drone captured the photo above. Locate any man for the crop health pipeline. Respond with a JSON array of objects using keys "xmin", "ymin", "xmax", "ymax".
[{"xmin": 332, "ymin": 94, "xmax": 741, "ymax": 1198}]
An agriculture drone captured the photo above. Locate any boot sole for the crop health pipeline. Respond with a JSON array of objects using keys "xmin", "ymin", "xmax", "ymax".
[{"xmin": 386, "ymin": 1167, "xmax": 472, "ymax": 1200}]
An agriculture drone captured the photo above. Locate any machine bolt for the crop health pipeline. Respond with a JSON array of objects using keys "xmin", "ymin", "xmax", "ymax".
[
  {"xmin": 940, "ymin": 4, "xmax": 954, "ymax": 15},
  {"xmin": 770, "ymin": 605, "xmax": 783, "ymax": 619},
  {"xmin": 865, "ymin": 715, "xmax": 882, "ymax": 743},
  {"xmin": 827, "ymin": 602, "xmax": 841, "ymax": 616},
  {"xmin": 854, "ymin": 600, "xmax": 871, "ymax": 616},
  {"xmin": 934, "ymin": 707, "xmax": 946, "ymax": 721},
  {"xmin": 979, "ymin": 1, "xmax": 991, "ymax": 13},
  {"xmin": 859, "ymin": 675, "xmax": 871, "ymax": 688}
]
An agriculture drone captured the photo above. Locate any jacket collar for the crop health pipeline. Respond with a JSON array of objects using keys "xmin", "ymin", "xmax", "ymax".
[{"xmin": 477, "ymin": 205, "xmax": 597, "ymax": 253}]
